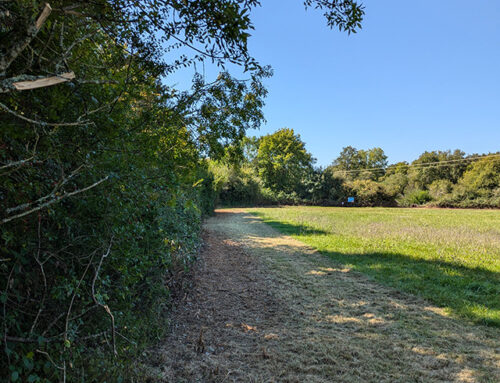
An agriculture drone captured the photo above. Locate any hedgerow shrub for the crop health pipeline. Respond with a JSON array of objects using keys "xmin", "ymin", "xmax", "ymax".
[
  {"xmin": 0, "ymin": 8, "xmax": 267, "ymax": 381},
  {"xmin": 344, "ymin": 180, "xmax": 397, "ymax": 206},
  {"xmin": 399, "ymin": 190, "xmax": 433, "ymax": 206},
  {"xmin": 428, "ymin": 179, "xmax": 454, "ymax": 200}
]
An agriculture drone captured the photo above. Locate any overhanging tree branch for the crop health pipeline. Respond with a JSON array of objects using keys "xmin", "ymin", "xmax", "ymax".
[{"xmin": 0, "ymin": 101, "xmax": 91, "ymax": 127}]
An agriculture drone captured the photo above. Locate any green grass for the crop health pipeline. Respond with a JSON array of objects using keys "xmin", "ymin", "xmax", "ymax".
[{"xmin": 248, "ymin": 206, "xmax": 500, "ymax": 326}]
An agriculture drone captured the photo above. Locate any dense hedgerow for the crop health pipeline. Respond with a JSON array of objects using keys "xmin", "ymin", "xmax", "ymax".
[
  {"xmin": 212, "ymin": 135, "xmax": 500, "ymax": 208},
  {"xmin": 0, "ymin": 1, "xmax": 271, "ymax": 380}
]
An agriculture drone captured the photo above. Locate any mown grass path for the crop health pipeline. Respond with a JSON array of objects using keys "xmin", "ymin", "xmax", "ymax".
[{"xmin": 152, "ymin": 209, "xmax": 500, "ymax": 382}]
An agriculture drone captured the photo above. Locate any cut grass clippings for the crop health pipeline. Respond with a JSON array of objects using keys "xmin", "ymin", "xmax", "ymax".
[{"xmin": 249, "ymin": 206, "xmax": 500, "ymax": 326}]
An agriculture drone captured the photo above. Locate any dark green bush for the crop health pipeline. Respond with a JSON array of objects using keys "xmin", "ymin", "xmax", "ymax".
[{"xmin": 400, "ymin": 190, "xmax": 433, "ymax": 206}]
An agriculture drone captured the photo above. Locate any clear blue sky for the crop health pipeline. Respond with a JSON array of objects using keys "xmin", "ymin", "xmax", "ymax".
[{"xmin": 166, "ymin": 0, "xmax": 500, "ymax": 167}]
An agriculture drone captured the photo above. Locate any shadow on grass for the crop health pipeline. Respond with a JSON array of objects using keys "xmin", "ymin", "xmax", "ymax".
[
  {"xmin": 320, "ymin": 249, "xmax": 500, "ymax": 327},
  {"xmin": 248, "ymin": 212, "xmax": 500, "ymax": 327},
  {"xmin": 251, "ymin": 219, "xmax": 329, "ymax": 236}
]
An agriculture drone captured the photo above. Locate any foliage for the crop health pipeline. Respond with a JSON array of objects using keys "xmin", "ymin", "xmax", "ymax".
[
  {"xmin": 459, "ymin": 157, "xmax": 500, "ymax": 194},
  {"xmin": 399, "ymin": 190, "xmax": 433, "ymax": 206},
  {"xmin": 344, "ymin": 179, "xmax": 396, "ymax": 206},
  {"xmin": 381, "ymin": 172, "xmax": 408, "ymax": 196},
  {"xmin": 428, "ymin": 179, "xmax": 453, "ymax": 200},
  {"xmin": 299, "ymin": 168, "xmax": 345, "ymax": 204},
  {"xmin": 0, "ymin": 66, "xmax": 266, "ymax": 381},
  {"xmin": 329, "ymin": 146, "xmax": 388, "ymax": 180},
  {"xmin": 214, "ymin": 134, "xmax": 499, "ymax": 209},
  {"xmin": 385, "ymin": 161, "xmax": 410, "ymax": 176},
  {"xmin": 406, "ymin": 150, "xmax": 467, "ymax": 189},
  {"xmin": 210, "ymin": 161, "xmax": 264, "ymax": 206},
  {"xmin": 255, "ymin": 128, "xmax": 315, "ymax": 194}
]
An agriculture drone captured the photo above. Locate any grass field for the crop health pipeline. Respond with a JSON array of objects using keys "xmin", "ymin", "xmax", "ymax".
[{"xmin": 248, "ymin": 206, "xmax": 500, "ymax": 326}]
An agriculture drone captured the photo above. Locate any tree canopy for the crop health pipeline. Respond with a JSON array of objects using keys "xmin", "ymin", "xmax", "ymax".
[
  {"xmin": 256, "ymin": 128, "xmax": 315, "ymax": 194},
  {"xmin": 329, "ymin": 146, "xmax": 388, "ymax": 180}
]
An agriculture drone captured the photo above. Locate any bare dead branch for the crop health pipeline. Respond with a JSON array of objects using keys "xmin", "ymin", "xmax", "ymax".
[
  {"xmin": 3, "ymin": 264, "xmax": 16, "ymax": 364},
  {"xmin": 0, "ymin": 101, "xmax": 92, "ymax": 127},
  {"xmin": 76, "ymin": 79, "xmax": 119, "ymax": 85},
  {"xmin": 36, "ymin": 349, "xmax": 65, "ymax": 370},
  {"xmin": 55, "ymin": 33, "xmax": 92, "ymax": 69},
  {"xmin": 78, "ymin": 96, "xmax": 120, "ymax": 121},
  {"xmin": 64, "ymin": 254, "xmax": 95, "ymax": 346},
  {"xmin": 6, "ymin": 164, "xmax": 84, "ymax": 214},
  {"xmin": 29, "ymin": 215, "xmax": 46, "ymax": 335},
  {"xmin": 0, "ymin": 156, "xmax": 34, "ymax": 170}
]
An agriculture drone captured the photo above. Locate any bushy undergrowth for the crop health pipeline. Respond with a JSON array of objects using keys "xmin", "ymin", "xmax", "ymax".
[{"xmin": 1, "ymin": 92, "xmax": 217, "ymax": 381}]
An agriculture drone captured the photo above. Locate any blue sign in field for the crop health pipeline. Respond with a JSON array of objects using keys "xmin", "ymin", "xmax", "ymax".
[{"xmin": 347, "ymin": 197, "xmax": 355, "ymax": 203}]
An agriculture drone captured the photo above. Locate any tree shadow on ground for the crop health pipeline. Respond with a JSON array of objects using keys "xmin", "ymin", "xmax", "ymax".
[
  {"xmin": 319, "ymin": 249, "xmax": 500, "ymax": 327},
  {"xmin": 249, "ymin": 219, "xmax": 329, "ymax": 236}
]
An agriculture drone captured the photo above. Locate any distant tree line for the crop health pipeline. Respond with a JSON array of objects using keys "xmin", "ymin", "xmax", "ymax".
[{"xmin": 212, "ymin": 128, "xmax": 500, "ymax": 208}]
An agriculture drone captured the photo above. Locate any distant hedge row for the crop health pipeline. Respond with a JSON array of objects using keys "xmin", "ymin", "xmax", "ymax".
[{"xmin": 211, "ymin": 130, "xmax": 500, "ymax": 208}]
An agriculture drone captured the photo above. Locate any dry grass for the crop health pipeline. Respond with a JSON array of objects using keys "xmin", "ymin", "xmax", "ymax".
[{"xmin": 148, "ymin": 209, "xmax": 500, "ymax": 382}]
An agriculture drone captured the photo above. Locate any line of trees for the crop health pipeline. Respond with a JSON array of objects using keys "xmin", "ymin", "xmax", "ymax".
[{"xmin": 212, "ymin": 129, "xmax": 500, "ymax": 208}]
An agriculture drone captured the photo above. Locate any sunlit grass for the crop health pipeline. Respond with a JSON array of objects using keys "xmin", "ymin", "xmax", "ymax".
[{"xmin": 248, "ymin": 206, "xmax": 500, "ymax": 326}]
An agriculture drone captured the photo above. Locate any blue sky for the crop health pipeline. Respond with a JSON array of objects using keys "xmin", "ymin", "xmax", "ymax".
[{"xmin": 166, "ymin": 0, "xmax": 500, "ymax": 167}]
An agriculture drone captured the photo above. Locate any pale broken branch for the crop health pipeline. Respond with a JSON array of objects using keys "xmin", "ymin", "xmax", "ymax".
[
  {"xmin": 12, "ymin": 71, "xmax": 75, "ymax": 91},
  {"xmin": 0, "ymin": 73, "xmax": 121, "ymax": 93},
  {"xmin": 36, "ymin": 3, "xmax": 52, "ymax": 29}
]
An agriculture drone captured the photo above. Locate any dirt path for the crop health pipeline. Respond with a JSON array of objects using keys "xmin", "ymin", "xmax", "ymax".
[{"xmin": 150, "ymin": 209, "xmax": 500, "ymax": 382}]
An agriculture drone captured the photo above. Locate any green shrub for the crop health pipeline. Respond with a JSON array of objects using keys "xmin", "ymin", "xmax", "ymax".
[
  {"xmin": 345, "ymin": 180, "xmax": 397, "ymax": 207},
  {"xmin": 400, "ymin": 190, "xmax": 433, "ymax": 206},
  {"xmin": 428, "ymin": 179, "xmax": 454, "ymax": 200}
]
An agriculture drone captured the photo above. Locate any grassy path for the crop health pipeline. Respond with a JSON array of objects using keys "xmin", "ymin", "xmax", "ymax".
[{"xmin": 150, "ymin": 209, "xmax": 500, "ymax": 382}]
